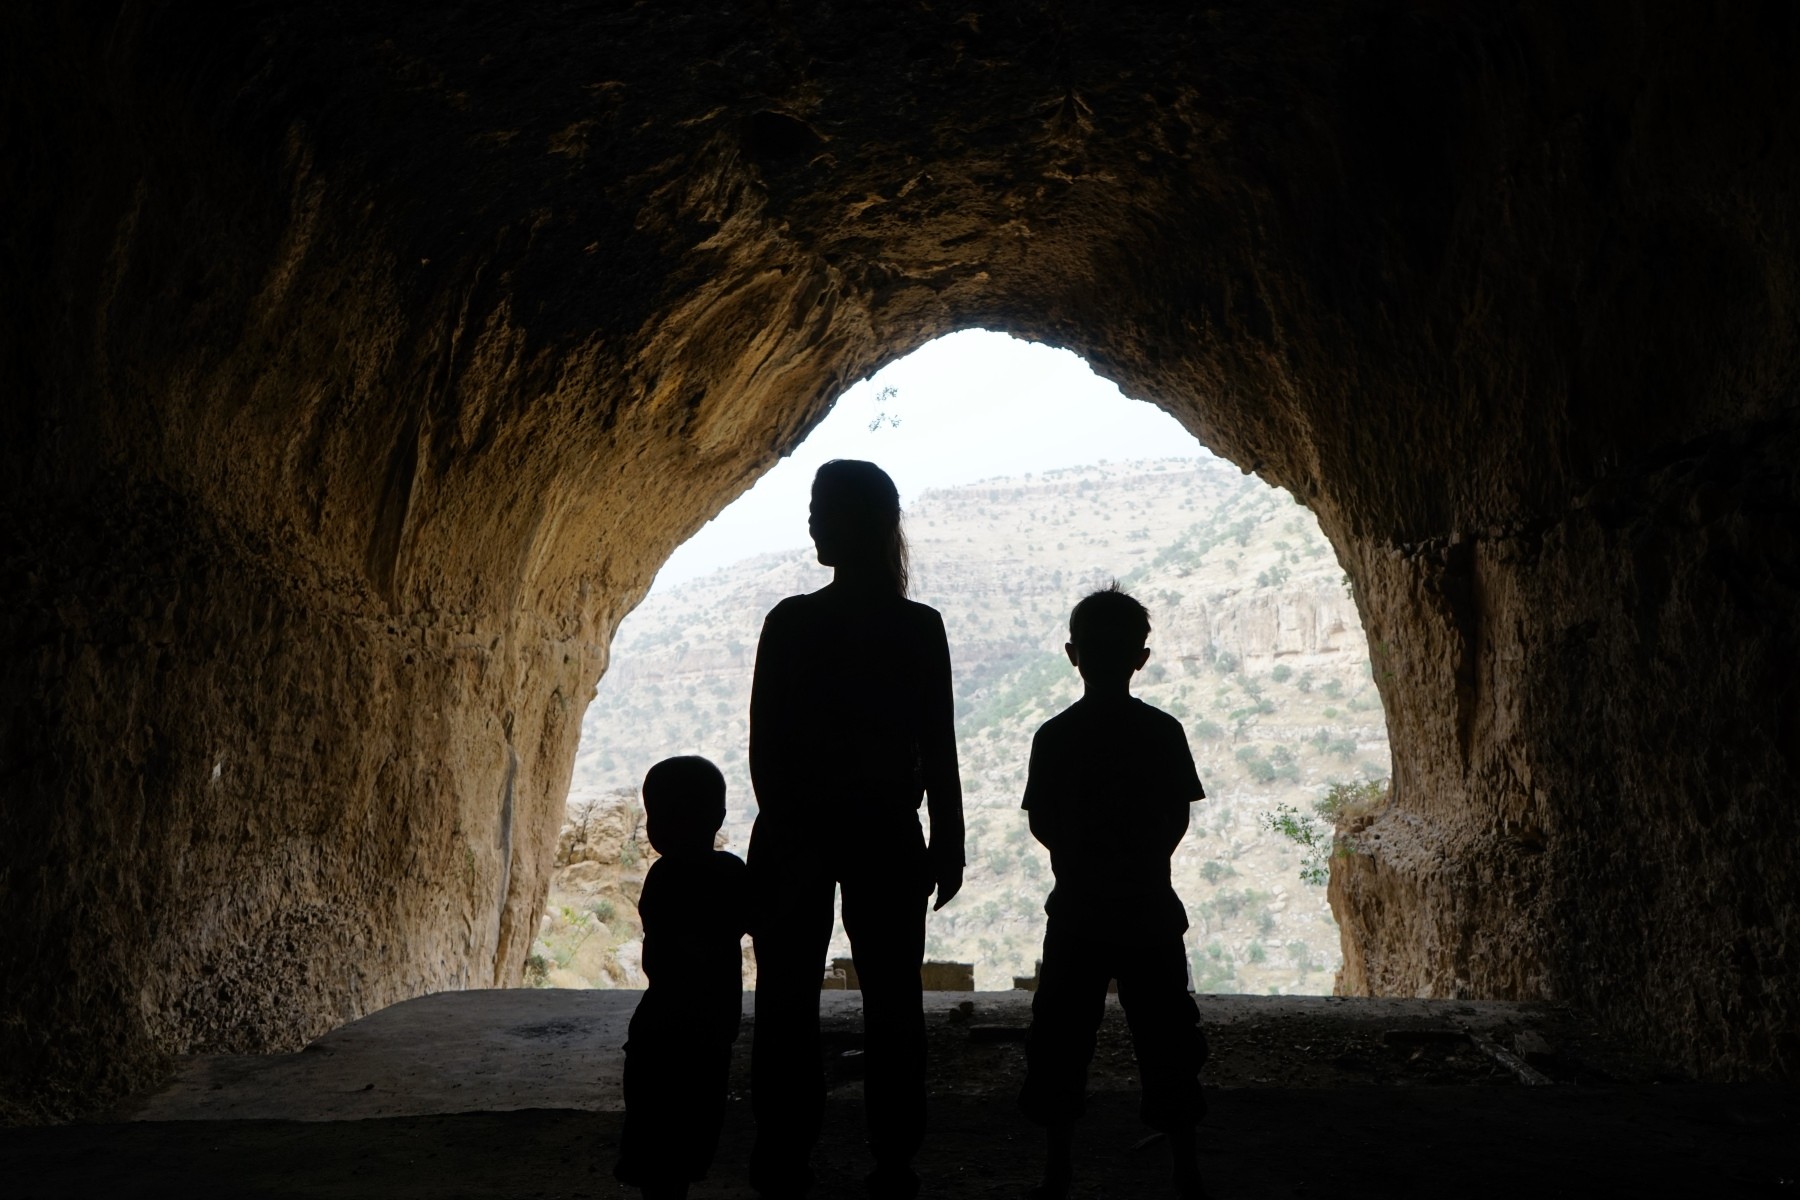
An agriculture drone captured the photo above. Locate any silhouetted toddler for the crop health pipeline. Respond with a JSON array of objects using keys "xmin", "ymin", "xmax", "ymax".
[
  {"xmin": 1017, "ymin": 586, "xmax": 1209, "ymax": 1200},
  {"xmin": 615, "ymin": 756, "xmax": 750, "ymax": 1200}
]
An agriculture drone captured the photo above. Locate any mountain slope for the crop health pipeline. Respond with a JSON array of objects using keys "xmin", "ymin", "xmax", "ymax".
[{"xmin": 542, "ymin": 456, "xmax": 1389, "ymax": 992}]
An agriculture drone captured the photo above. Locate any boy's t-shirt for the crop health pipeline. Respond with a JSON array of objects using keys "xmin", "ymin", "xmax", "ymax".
[
  {"xmin": 634, "ymin": 849, "xmax": 749, "ymax": 1043},
  {"xmin": 1022, "ymin": 695, "xmax": 1204, "ymax": 934}
]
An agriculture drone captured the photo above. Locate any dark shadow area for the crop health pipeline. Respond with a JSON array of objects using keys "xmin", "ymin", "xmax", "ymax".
[
  {"xmin": 5, "ymin": 1084, "xmax": 1793, "ymax": 1198},
  {"xmin": 39, "ymin": 990, "xmax": 1793, "ymax": 1195}
]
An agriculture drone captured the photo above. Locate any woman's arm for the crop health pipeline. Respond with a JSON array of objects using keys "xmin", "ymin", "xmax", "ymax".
[
  {"xmin": 920, "ymin": 608, "xmax": 964, "ymax": 910},
  {"xmin": 749, "ymin": 605, "xmax": 795, "ymax": 811}
]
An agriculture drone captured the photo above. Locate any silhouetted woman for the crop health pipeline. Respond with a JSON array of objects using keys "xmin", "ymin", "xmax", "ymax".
[{"xmin": 747, "ymin": 459, "xmax": 964, "ymax": 1199}]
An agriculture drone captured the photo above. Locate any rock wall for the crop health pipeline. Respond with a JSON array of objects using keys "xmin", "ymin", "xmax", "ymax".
[
  {"xmin": 1332, "ymin": 435, "xmax": 1800, "ymax": 1074},
  {"xmin": 2, "ymin": 1, "xmax": 1796, "ymax": 1114}
]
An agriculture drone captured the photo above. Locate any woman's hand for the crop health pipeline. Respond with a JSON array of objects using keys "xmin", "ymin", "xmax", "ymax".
[{"xmin": 927, "ymin": 842, "xmax": 963, "ymax": 911}]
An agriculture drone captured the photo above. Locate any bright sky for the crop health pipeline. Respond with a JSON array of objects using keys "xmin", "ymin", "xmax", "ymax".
[{"xmin": 652, "ymin": 330, "xmax": 1215, "ymax": 591}]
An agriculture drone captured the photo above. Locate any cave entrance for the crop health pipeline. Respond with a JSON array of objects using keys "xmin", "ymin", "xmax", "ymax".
[{"xmin": 532, "ymin": 332, "xmax": 1390, "ymax": 996}]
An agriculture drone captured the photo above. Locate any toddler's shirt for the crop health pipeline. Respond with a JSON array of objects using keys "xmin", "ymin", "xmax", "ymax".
[{"xmin": 634, "ymin": 849, "xmax": 749, "ymax": 1043}]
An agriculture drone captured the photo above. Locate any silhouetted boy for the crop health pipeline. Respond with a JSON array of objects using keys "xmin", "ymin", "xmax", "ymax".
[
  {"xmin": 1018, "ymin": 586, "xmax": 1209, "ymax": 1200},
  {"xmin": 615, "ymin": 756, "xmax": 750, "ymax": 1200}
]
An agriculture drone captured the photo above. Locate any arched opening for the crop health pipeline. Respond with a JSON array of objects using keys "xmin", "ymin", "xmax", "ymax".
[{"xmin": 537, "ymin": 330, "xmax": 1385, "ymax": 994}]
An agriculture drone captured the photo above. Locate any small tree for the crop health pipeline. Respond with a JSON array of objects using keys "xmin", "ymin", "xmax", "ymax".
[
  {"xmin": 1261, "ymin": 779, "xmax": 1388, "ymax": 886},
  {"xmin": 868, "ymin": 384, "xmax": 902, "ymax": 431}
]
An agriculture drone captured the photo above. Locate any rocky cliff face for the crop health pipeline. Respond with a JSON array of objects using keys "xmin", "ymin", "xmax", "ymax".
[{"xmin": 4, "ymin": 1, "xmax": 1797, "ymax": 1115}]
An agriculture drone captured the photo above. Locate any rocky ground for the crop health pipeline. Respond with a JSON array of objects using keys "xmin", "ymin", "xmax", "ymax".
[
  {"xmin": 9, "ymin": 990, "xmax": 1792, "ymax": 1197},
  {"xmin": 554, "ymin": 457, "xmax": 1391, "ymax": 994}
]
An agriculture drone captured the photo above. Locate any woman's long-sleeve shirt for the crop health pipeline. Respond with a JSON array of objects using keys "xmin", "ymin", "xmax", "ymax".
[{"xmin": 749, "ymin": 584, "xmax": 962, "ymax": 855}]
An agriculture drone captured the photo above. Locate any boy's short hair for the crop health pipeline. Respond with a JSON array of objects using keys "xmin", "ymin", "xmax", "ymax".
[
  {"xmin": 1069, "ymin": 583, "xmax": 1151, "ymax": 658},
  {"xmin": 642, "ymin": 756, "xmax": 726, "ymax": 830}
]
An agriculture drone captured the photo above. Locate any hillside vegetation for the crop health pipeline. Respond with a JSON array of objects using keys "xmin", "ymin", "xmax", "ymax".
[{"xmin": 534, "ymin": 456, "xmax": 1390, "ymax": 994}]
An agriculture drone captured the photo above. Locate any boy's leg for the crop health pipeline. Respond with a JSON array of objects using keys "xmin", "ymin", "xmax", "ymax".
[
  {"xmin": 1033, "ymin": 1119, "xmax": 1076, "ymax": 1200},
  {"xmin": 1115, "ymin": 936, "xmax": 1208, "ymax": 1197},
  {"xmin": 839, "ymin": 826, "xmax": 929, "ymax": 1193},
  {"xmin": 749, "ymin": 821, "xmax": 837, "ymax": 1195},
  {"xmin": 1165, "ymin": 1124, "xmax": 1205, "ymax": 1199},
  {"xmin": 1019, "ymin": 916, "xmax": 1111, "ymax": 1197}
]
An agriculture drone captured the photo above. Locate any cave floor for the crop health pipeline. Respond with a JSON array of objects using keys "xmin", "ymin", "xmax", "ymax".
[{"xmin": 4, "ymin": 991, "xmax": 1794, "ymax": 1198}]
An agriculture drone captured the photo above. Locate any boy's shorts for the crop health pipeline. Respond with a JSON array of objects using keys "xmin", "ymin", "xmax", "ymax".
[{"xmin": 1019, "ymin": 915, "xmax": 1206, "ymax": 1130}]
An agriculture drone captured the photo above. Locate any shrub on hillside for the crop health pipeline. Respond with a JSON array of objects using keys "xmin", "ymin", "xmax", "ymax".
[{"xmin": 1261, "ymin": 778, "xmax": 1390, "ymax": 886}]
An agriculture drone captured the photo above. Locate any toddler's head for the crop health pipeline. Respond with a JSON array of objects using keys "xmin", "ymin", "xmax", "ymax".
[{"xmin": 641, "ymin": 756, "xmax": 726, "ymax": 858}]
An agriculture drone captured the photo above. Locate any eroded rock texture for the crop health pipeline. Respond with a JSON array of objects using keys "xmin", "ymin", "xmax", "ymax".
[{"xmin": 3, "ymin": 2, "xmax": 1796, "ymax": 1115}]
